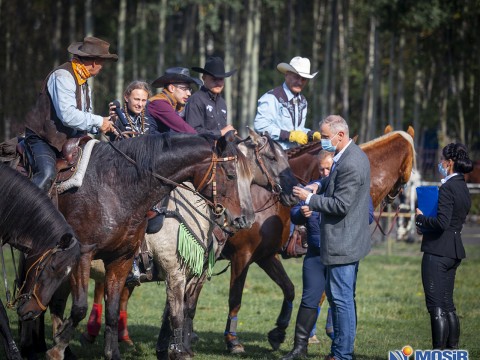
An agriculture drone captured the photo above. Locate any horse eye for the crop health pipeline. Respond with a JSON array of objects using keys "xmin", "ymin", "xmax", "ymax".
[{"xmin": 227, "ymin": 174, "xmax": 236, "ymax": 180}]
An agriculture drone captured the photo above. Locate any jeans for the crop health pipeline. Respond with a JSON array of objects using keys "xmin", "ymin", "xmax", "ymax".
[
  {"xmin": 300, "ymin": 246, "xmax": 327, "ymax": 309},
  {"xmin": 422, "ymin": 253, "xmax": 461, "ymax": 313},
  {"xmin": 24, "ymin": 130, "xmax": 58, "ymax": 193},
  {"xmin": 325, "ymin": 261, "xmax": 359, "ymax": 360}
]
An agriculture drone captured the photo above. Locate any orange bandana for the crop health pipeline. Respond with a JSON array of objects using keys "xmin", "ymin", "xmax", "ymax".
[{"xmin": 71, "ymin": 58, "xmax": 91, "ymax": 85}]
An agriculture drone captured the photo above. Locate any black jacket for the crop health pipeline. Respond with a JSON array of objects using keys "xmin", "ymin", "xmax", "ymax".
[{"xmin": 415, "ymin": 174, "xmax": 471, "ymax": 259}]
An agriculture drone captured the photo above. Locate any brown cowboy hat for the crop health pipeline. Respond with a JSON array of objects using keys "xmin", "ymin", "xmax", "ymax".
[
  {"xmin": 191, "ymin": 56, "xmax": 236, "ymax": 78},
  {"xmin": 68, "ymin": 36, "xmax": 118, "ymax": 61},
  {"xmin": 151, "ymin": 67, "xmax": 203, "ymax": 88}
]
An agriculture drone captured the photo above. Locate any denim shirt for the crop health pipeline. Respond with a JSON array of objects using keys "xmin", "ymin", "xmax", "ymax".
[{"xmin": 47, "ymin": 69, "xmax": 104, "ymax": 132}]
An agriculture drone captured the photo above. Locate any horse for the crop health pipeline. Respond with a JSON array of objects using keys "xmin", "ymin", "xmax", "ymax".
[
  {"xmin": 62, "ymin": 130, "xmax": 299, "ymax": 359},
  {"xmin": 20, "ymin": 131, "xmax": 256, "ymax": 360},
  {"xmin": 0, "ymin": 163, "xmax": 81, "ymax": 360},
  {"xmin": 221, "ymin": 126, "xmax": 416, "ymax": 353}
]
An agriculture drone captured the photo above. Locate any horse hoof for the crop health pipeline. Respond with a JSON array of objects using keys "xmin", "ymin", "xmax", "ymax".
[
  {"xmin": 268, "ymin": 327, "xmax": 286, "ymax": 351},
  {"xmin": 119, "ymin": 337, "xmax": 135, "ymax": 347},
  {"xmin": 226, "ymin": 338, "xmax": 245, "ymax": 354},
  {"xmin": 80, "ymin": 332, "xmax": 96, "ymax": 346},
  {"xmin": 46, "ymin": 348, "xmax": 64, "ymax": 360}
]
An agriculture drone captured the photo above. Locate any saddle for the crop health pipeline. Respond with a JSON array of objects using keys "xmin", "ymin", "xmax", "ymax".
[{"xmin": 280, "ymin": 225, "xmax": 308, "ymax": 259}]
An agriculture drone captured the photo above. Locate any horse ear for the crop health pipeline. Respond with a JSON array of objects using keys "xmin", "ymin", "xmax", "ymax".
[
  {"xmin": 384, "ymin": 125, "xmax": 393, "ymax": 134},
  {"xmin": 406, "ymin": 125, "xmax": 415, "ymax": 139},
  {"xmin": 247, "ymin": 127, "xmax": 261, "ymax": 145},
  {"xmin": 223, "ymin": 130, "xmax": 236, "ymax": 143},
  {"xmin": 352, "ymin": 135, "xmax": 358, "ymax": 143}
]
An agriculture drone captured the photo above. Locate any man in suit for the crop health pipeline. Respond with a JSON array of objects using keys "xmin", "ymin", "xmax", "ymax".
[{"xmin": 293, "ymin": 115, "xmax": 371, "ymax": 360}]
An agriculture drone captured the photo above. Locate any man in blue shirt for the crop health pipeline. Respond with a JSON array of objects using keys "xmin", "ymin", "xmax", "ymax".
[
  {"xmin": 24, "ymin": 36, "xmax": 117, "ymax": 192},
  {"xmin": 254, "ymin": 56, "xmax": 320, "ymax": 149}
]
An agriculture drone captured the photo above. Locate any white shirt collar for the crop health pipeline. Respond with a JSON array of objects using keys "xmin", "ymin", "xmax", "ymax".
[
  {"xmin": 441, "ymin": 173, "xmax": 459, "ymax": 184},
  {"xmin": 333, "ymin": 139, "xmax": 353, "ymax": 163}
]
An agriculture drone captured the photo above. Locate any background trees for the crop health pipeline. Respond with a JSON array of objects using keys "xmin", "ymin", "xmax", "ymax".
[{"xmin": 0, "ymin": 0, "xmax": 478, "ymax": 179}]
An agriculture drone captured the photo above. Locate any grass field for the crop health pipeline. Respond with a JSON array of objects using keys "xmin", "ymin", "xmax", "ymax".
[{"xmin": 2, "ymin": 241, "xmax": 479, "ymax": 359}]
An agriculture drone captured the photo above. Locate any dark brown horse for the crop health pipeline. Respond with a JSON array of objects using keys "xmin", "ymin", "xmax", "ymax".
[
  {"xmin": 0, "ymin": 163, "xmax": 81, "ymax": 360},
  {"xmin": 221, "ymin": 126, "xmax": 416, "ymax": 353},
  {"xmin": 21, "ymin": 132, "xmax": 255, "ymax": 360}
]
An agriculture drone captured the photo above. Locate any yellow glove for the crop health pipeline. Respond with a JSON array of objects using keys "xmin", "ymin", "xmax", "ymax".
[
  {"xmin": 289, "ymin": 130, "xmax": 308, "ymax": 145},
  {"xmin": 312, "ymin": 131, "xmax": 321, "ymax": 141}
]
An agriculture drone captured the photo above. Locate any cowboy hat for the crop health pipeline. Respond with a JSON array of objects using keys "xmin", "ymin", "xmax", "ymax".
[
  {"xmin": 191, "ymin": 57, "xmax": 236, "ymax": 78},
  {"xmin": 67, "ymin": 36, "xmax": 118, "ymax": 61},
  {"xmin": 277, "ymin": 56, "xmax": 318, "ymax": 79},
  {"xmin": 151, "ymin": 67, "xmax": 203, "ymax": 88}
]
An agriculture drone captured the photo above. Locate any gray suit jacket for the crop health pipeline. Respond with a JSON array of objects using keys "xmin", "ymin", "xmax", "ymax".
[{"xmin": 308, "ymin": 141, "xmax": 371, "ymax": 265}]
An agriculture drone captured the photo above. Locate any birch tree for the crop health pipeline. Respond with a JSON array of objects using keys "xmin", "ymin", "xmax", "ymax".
[{"xmin": 115, "ymin": 0, "xmax": 127, "ymax": 101}]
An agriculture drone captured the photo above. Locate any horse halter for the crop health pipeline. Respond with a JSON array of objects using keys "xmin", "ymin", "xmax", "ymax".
[
  {"xmin": 9, "ymin": 238, "xmax": 78, "ymax": 313},
  {"xmin": 195, "ymin": 150, "xmax": 238, "ymax": 216},
  {"xmin": 254, "ymin": 142, "xmax": 283, "ymax": 194}
]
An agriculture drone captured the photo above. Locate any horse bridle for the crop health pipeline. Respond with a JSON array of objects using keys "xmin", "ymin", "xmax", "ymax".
[
  {"xmin": 253, "ymin": 142, "xmax": 283, "ymax": 194},
  {"xmin": 8, "ymin": 238, "xmax": 78, "ymax": 313}
]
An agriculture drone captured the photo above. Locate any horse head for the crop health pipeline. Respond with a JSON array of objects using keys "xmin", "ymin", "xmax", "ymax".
[
  {"xmin": 362, "ymin": 126, "xmax": 416, "ymax": 208},
  {"xmin": 236, "ymin": 128, "xmax": 298, "ymax": 207},
  {"xmin": 192, "ymin": 131, "xmax": 255, "ymax": 232},
  {"xmin": 16, "ymin": 233, "xmax": 80, "ymax": 321}
]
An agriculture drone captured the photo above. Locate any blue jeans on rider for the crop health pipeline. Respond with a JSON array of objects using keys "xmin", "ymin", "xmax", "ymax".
[
  {"xmin": 300, "ymin": 246, "xmax": 326, "ymax": 309},
  {"xmin": 325, "ymin": 261, "xmax": 359, "ymax": 360},
  {"xmin": 24, "ymin": 130, "xmax": 58, "ymax": 193}
]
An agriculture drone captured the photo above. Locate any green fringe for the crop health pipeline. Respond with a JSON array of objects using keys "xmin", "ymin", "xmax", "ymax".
[{"xmin": 177, "ymin": 223, "xmax": 216, "ymax": 278}]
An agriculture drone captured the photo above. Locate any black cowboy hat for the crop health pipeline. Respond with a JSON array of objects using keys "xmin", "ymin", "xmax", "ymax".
[
  {"xmin": 151, "ymin": 67, "xmax": 203, "ymax": 88},
  {"xmin": 191, "ymin": 57, "xmax": 236, "ymax": 78},
  {"xmin": 67, "ymin": 36, "xmax": 118, "ymax": 61}
]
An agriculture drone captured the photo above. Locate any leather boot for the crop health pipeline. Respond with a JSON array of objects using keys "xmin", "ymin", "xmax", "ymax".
[
  {"xmin": 430, "ymin": 307, "xmax": 448, "ymax": 350},
  {"xmin": 281, "ymin": 306, "xmax": 318, "ymax": 360},
  {"xmin": 446, "ymin": 311, "xmax": 460, "ymax": 349}
]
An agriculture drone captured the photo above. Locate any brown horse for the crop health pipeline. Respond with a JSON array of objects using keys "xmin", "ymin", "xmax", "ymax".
[
  {"xmin": 221, "ymin": 126, "xmax": 416, "ymax": 353},
  {"xmin": 21, "ymin": 132, "xmax": 255, "ymax": 360},
  {"xmin": 0, "ymin": 163, "xmax": 81, "ymax": 360}
]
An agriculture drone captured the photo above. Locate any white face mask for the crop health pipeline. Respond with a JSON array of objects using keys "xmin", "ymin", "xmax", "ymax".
[
  {"xmin": 438, "ymin": 162, "xmax": 448, "ymax": 178},
  {"xmin": 321, "ymin": 133, "xmax": 339, "ymax": 152}
]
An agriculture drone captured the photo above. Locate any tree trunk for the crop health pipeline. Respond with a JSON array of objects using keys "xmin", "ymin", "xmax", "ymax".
[
  {"xmin": 53, "ymin": 0, "xmax": 63, "ymax": 67},
  {"xmin": 198, "ymin": 4, "xmax": 206, "ymax": 82},
  {"xmin": 338, "ymin": 0, "xmax": 350, "ymax": 122},
  {"xmin": 69, "ymin": 0, "xmax": 76, "ymax": 44},
  {"xmin": 321, "ymin": 0, "xmax": 333, "ymax": 119},
  {"xmin": 395, "ymin": 31, "xmax": 405, "ymax": 130},
  {"xmin": 85, "ymin": 0, "xmax": 94, "ymax": 109},
  {"xmin": 156, "ymin": 0, "xmax": 167, "ymax": 92},
  {"xmin": 247, "ymin": 0, "xmax": 261, "ymax": 131},
  {"xmin": 328, "ymin": 1, "xmax": 338, "ymax": 116},
  {"xmin": 360, "ymin": 15, "xmax": 375, "ymax": 142},
  {"xmin": 388, "ymin": 32, "xmax": 395, "ymax": 127},
  {"xmin": 240, "ymin": 0, "xmax": 255, "ymax": 133},
  {"xmin": 312, "ymin": 0, "xmax": 326, "ymax": 125},
  {"xmin": 115, "ymin": 0, "xmax": 127, "ymax": 101}
]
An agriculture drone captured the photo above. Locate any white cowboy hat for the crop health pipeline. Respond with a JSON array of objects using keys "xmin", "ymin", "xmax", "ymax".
[{"xmin": 277, "ymin": 56, "xmax": 318, "ymax": 79}]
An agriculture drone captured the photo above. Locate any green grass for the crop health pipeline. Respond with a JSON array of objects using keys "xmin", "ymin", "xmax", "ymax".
[{"xmin": 2, "ymin": 242, "xmax": 479, "ymax": 359}]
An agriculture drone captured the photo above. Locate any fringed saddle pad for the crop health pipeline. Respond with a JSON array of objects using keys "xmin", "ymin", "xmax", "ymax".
[{"xmin": 177, "ymin": 223, "xmax": 216, "ymax": 277}]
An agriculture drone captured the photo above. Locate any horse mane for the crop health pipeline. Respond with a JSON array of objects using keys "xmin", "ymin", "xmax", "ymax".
[
  {"xmin": 360, "ymin": 130, "xmax": 417, "ymax": 170},
  {"xmin": 286, "ymin": 141, "xmax": 321, "ymax": 159},
  {"xmin": 0, "ymin": 164, "xmax": 74, "ymax": 254},
  {"xmin": 94, "ymin": 133, "xmax": 245, "ymax": 186}
]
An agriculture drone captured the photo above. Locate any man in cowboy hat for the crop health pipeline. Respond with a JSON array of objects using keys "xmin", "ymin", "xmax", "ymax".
[
  {"xmin": 185, "ymin": 56, "xmax": 237, "ymax": 137},
  {"xmin": 24, "ymin": 36, "xmax": 118, "ymax": 193},
  {"xmin": 254, "ymin": 56, "xmax": 320, "ymax": 149},
  {"xmin": 147, "ymin": 67, "xmax": 202, "ymax": 134}
]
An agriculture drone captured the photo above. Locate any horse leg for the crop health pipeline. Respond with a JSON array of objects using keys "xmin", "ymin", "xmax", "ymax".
[
  {"xmin": 157, "ymin": 272, "xmax": 189, "ymax": 360},
  {"xmin": 102, "ymin": 259, "xmax": 132, "ymax": 360},
  {"xmin": 50, "ymin": 281, "xmax": 72, "ymax": 336},
  {"xmin": 118, "ymin": 285, "xmax": 134, "ymax": 346},
  {"xmin": 46, "ymin": 253, "xmax": 92, "ymax": 360},
  {"xmin": 224, "ymin": 255, "xmax": 251, "ymax": 354},
  {"xmin": 256, "ymin": 254, "xmax": 295, "ymax": 351},
  {"xmin": 0, "ymin": 299, "xmax": 22, "ymax": 360},
  {"xmin": 155, "ymin": 302, "xmax": 172, "ymax": 360},
  {"xmin": 80, "ymin": 281, "xmax": 104, "ymax": 345}
]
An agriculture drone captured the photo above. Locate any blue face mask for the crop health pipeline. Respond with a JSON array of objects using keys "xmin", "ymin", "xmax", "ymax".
[
  {"xmin": 321, "ymin": 133, "xmax": 339, "ymax": 152},
  {"xmin": 438, "ymin": 162, "xmax": 448, "ymax": 178}
]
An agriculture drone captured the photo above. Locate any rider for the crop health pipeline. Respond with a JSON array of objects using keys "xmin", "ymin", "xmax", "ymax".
[{"xmin": 24, "ymin": 36, "xmax": 117, "ymax": 193}]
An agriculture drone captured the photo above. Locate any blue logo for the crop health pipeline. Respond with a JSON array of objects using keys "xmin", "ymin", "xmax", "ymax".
[{"xmin": 388, "ymin": 347, "xmax": 469, "ymax": 360}]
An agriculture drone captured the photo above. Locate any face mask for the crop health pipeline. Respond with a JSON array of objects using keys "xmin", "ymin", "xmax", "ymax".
[
  {"xmin": 321, "ymin": 133, "xmax": 339, "ymax": 152},
  {"xmin": 438, "ymin": 162, "xmax": 448, "ymax": 178}
]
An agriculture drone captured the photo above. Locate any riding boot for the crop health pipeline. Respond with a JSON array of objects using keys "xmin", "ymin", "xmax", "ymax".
[
  {"xmin": 430, "ymin": 307, "xmax": 448, "ymax": 350},
  {"xmin": 446, "ymin": 311, "xmax": 460, "ymax": 349},
  {"xmin": 281, "ymin": 306, "xmax": 318, "ymax": 360}
]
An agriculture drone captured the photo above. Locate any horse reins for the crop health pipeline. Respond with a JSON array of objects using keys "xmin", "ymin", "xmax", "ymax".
[{"xmin": 6, "ymin": 238, "xmax": 78, "ymax": 313}]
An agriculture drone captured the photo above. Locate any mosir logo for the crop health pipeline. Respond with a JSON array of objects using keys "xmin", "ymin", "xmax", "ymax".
[{"xmin": 389, "ymin": 346, "xmax": 469, "ymax": 360}]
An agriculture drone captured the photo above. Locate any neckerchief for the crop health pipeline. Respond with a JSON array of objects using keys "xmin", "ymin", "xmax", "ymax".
[{"xmin": 71, "ymin": 58, "xmax": 91, "ymax": 85}]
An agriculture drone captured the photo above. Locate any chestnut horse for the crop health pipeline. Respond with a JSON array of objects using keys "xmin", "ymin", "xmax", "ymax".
[
  {"xmin": 21, "ymin": 132, "xmax": 255, "ymax": 360},
  {"xmin": 221, "ymin": 126, "xmax": 416, "ymax": 353},
  {"xmin": 0, "ymin": 163, "xmax": 80, "ymax": 360}
]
